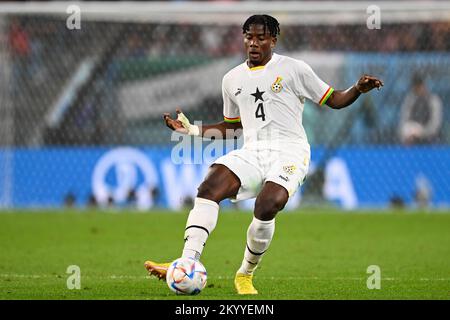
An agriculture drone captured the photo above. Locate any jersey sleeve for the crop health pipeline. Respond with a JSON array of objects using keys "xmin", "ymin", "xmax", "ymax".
[
  {"xmin": 222, "ymin": 76, "xmax": 241, "ymax": 123},
  {"xmin": 294, "ymin": 60, "xmax": 334, "ymax": 106}
]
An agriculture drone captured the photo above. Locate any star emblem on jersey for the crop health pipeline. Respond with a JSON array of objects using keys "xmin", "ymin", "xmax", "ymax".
[
  {"xmin": 251, "ymin": 87, "xmax": 265, "ymax": 102},
  {"xmin": 271, "ymin": 76, "xmax": 283, "ymax": 93}
]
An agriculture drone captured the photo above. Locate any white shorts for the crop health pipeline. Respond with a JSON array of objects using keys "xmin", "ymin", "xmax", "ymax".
[{"xmin": 213, "ymin": 144, "xmax": 310, "ymax": 202}]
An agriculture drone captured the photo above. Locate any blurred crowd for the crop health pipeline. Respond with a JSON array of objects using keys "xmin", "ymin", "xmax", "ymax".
[
  {"xmin": 116, "ymin": 22, "xmax": 450, "ymax": 58},
  {"xmin": 4, "ymin": 16, "xmax": 450, "ymax": 146}
]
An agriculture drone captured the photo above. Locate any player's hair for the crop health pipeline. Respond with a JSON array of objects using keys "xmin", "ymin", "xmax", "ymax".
[{"xmin": 242, "ymin": 15, "xmax": 280, "ymax": 37}]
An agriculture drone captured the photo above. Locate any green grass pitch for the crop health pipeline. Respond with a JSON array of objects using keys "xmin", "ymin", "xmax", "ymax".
[{"xmin": 0, "ymin": 209, "xmax": 449, "ymax": 300}]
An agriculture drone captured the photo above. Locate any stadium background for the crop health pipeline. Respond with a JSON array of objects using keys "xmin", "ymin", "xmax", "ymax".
[
  {"xmin": 0, "ymin": 0, "xmax": 449, "ymax": 301},
  {"xmin": 1, "ymin": 0, "xmax": 449, "ymax": 212}
]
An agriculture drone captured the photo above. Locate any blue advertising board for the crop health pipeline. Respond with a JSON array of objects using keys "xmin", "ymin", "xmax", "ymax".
[{"xmin": 0, "ymin": 146, "xmax": 449, "ymax": 210}]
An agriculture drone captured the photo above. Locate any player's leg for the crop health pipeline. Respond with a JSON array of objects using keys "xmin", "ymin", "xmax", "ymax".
[
  {"xmin": 145, "ymin": 164, "xmax": 240, "ymax": 279},
  {"xmin": 235, "ymin": 144, "xmax": 310, "ymax": 294},
  {"xmin": 235, "ymin": 182, "xmax": 288, "ymax": 294},
  {"xmin": 181, "ymin": 164, "xmax": 241, "ymax": 260}
]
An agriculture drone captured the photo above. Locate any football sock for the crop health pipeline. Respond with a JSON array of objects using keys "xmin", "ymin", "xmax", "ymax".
[
  {"xmin": 238, "ymin": 217, "xmax": 275, "ymax": 275},
  {"xmin": 182, "ymin": 197, "xmax": 219, "ymax": 260}
]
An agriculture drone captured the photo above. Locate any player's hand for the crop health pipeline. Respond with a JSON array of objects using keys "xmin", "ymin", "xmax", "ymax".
[
  {"xmin": 163, "ymin": 109, "xmax": 200, "ymax": 136},
  {"xmin": 355, "ymin": 75, "xmax": 384, "ymax": 93},
  {"xmin": 163, "ymin": 109, "xmax": 187, "ymax": 133}
]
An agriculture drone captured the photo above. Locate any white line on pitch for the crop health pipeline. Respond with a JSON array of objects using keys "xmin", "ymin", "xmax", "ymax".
[{"xmin": 1, "ymin": 274, "xmax": 449, "ymax": 281}]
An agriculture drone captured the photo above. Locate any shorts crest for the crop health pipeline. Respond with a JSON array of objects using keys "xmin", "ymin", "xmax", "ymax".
[{"xmin": 283, "ymin": 165, "xmax": 297, "ymax": 175}]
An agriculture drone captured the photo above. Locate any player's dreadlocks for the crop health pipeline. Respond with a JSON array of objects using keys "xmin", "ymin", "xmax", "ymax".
[{"xmin": 242, "ymin": 15, "xmax": 280, "ymax": 37}]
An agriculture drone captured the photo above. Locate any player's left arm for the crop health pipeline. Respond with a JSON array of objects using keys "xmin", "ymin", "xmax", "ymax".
[{"xmin": 325, "ymin": 75, "xmax": 384, "ymax": 109}]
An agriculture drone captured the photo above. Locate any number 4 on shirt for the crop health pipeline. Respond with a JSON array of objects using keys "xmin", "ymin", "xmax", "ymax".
[{"xmin": 255, "ymin": 103, "xmax": 266, "ymax": 121}]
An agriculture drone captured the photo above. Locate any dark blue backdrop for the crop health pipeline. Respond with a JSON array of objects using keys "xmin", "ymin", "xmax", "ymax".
[{"xmin": 0, "ymin": 146, "xmax": 448, "ymax": 209}]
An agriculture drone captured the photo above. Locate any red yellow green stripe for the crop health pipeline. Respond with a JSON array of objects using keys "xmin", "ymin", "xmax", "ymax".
[
  {"xmin": 224, "ymin": 116, "xmax": 241, "ymax": 123},
  {"xmin": 319, "ymin": 87, "xmax": 334, "ymax": 106}
]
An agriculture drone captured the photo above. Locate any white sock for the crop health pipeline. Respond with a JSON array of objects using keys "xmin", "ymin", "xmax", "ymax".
[
  {"xmin": 182, "ymin": 197, "xmax": 219, "ymax": 260},
  {"xmin": 238, "ymin": 217, "xmax": 275, "ymax": 275}
]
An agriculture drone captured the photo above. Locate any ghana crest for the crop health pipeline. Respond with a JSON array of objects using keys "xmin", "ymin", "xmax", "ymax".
[{"xmin": 271, "ymin": 76, "xmax": 283, "ymax": 93}]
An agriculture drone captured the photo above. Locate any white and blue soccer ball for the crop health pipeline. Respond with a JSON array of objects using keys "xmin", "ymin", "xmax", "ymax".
[{"xmin": 166, "ymin": 257, "xmax": 207, "ymax": 295}]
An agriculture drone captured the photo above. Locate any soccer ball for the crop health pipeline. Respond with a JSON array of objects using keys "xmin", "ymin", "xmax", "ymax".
[{"xmin": 166, "ymin": 257, "xmax": 207, "ymax": 295}]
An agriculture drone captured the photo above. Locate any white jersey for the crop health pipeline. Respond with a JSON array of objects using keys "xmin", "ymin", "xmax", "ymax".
[{"xmin": 222, "ymin": 53, "xmax": 333, "ymax": 150}]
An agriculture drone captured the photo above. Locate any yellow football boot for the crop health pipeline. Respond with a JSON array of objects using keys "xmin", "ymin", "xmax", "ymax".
[
  {"xmin": 234, "ymin": 273, "xmax": 258, "ymax": 295},
  {"xmin": 144, "ymin": 260, "xmax": 171, "ymax": 280}
]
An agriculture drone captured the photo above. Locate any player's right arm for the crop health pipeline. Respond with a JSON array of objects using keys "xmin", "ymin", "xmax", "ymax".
[
  {"xmin": 163, "ymin": 109, "xmax": 242, "ymax": 139},
  {"xmin": 163, "ymin": 74, "xmax": 242, "ymax": 139},
  {"xmin": 201, "ymin": 120, "xmax": 243, "ymax": 139}
]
